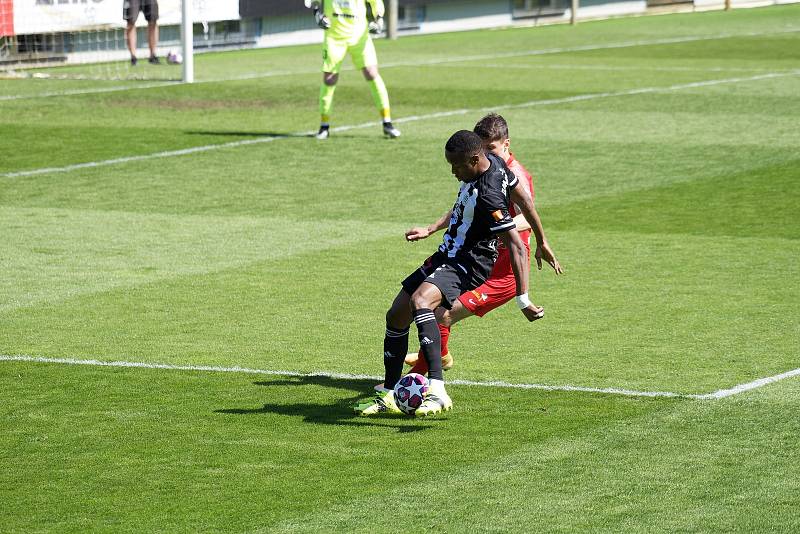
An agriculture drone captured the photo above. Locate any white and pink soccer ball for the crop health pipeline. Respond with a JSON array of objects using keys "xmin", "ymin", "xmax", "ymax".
[
  {"xmin": 167, "ymin": 51, "xmax": 183, "ymax": 65},
  {"xmin": 393, "ymin": 373, "xmax": 429, "ymax": 415}
]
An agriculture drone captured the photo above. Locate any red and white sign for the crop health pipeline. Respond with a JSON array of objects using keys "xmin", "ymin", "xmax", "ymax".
[{"xmin": 0, "ymin": 0, "xmax": 14, "ymax": 37}]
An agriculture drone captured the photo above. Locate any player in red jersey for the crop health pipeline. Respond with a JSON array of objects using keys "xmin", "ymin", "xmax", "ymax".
[{"xmin": 403, "ymin": 113, "xmax": 562, "ymax": 375}]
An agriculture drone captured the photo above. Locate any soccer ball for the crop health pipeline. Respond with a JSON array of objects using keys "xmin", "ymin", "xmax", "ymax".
[
  {"xmin": 167, "ymin": 51, "xmax": 183, "ymax": 65},
  {"xmin": 393, "ymin": 373, "xmax": 429, "ymax": 415}
]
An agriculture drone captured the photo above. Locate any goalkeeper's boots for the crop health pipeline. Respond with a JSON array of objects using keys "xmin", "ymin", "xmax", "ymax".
[
  {"xmin": 404, "ymin": 351, "xmax": 454, "ymax": 371},
  {"xmin": 315, "ymin": 125, "xmax": 330, "ymax": 140},
  {"xmin": 415, "ymin": 390, "xmax": 453, "ymax": 418},
  {"xmin": 383, "ymin": 122, "xmax": 401, "ymax": 139},
  {"xmin": 353, "ymin": 389, "xmax": 402, "ymax": 416}
]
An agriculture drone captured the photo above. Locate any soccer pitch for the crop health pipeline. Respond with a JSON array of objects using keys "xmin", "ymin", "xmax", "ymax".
[{"xmin": 2, "ymin": 4, "xmax": 799, "ymax": 531}]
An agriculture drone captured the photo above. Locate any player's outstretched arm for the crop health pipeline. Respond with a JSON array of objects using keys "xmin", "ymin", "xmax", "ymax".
[
  {"xmin": 499, "ymin": 228, "xmax": 542, "ymax": 322},
  {"xmin": 509, "ymin": 185, "xmax": 563, "ymax": 274},
  {"xmin": 405, "ymin": 209, "xmax": 452, "ymax": 242}
]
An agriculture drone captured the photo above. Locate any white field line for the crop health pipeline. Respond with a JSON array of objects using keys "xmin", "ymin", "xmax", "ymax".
[
  {"xmin": 2, "ymin": 354, "xmax": 799, "ymax": 400},
  {"xmin": 4, "ymin": 68, "xmax": 799, "ymax": 180},
  {"xmin": 435, "ymin": 63, "xmax": 795, "ymax": 73},
  {"xmin": 0, "ymin": 133, "xmax": 307, "ymax": 179},
  {"xmin": 0, "ymin": 354, "xmax": 693, "ymax": 398},
  {"xmin": 2, "ymin": 27, "xmax": 798, "ymax": 102},
  {"xmin": 698, "ymin": 367, "xmax": 800, "ymax": 399}
]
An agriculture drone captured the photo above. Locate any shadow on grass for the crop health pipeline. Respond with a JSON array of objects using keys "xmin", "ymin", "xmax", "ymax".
[
  {"xmin": 185, "ymin": 130, "xmax": 310, "ymax": 138},
  {"xmin": 185, "ymin": 130, "xmax": 378, "ymax": 139},
  {"xmin": 215, "ymin": 375, "xmax": 436, "ymax": 432}
]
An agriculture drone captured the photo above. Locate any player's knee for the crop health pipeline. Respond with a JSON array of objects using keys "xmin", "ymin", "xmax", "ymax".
[
  {"xmin": 385, "ymin": 307, "xmax": 408, "ymax": 330},
  {"xmin": 362, "ymin": 66, "xmax": 378, "ymax": 81},
  {"xmin": 410, "ymin": 292, "xmax": 434, "ymax": 312}
]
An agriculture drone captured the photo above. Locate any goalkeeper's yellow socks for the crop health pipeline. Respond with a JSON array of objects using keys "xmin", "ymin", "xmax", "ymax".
[
  {"xmin": 319, "ymin": 83, "xmax": 336, "ymax": 117},
  {"xmin": 368, "ymin": 75, "xmax": 391, "ymax": 118}
]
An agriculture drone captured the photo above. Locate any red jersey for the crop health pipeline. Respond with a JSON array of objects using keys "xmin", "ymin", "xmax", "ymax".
[{"xmin": 500, "ymin": 152, "xmax": 535, "ymax": 248}]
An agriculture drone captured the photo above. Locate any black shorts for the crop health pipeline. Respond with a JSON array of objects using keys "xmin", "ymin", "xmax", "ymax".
[
  {"xmin": 123, "ymin": 0, "xmax": 159, "ymax": 22},
  {"xmin": 401, "ymin": 251, "xmax": 487, "ymax": 309}
]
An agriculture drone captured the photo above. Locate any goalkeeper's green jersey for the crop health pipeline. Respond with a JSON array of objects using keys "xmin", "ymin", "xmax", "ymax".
[{"xmin": 323, "ymin": 0, "xmax": 385, "ymax": 40}]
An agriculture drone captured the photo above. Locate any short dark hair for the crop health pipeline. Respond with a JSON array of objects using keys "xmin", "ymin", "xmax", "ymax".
[
  {"xmin": 445, "ymin": 130, "xmax": 483, "ymax": 157},
  {"xmin": 473, "ymin": 113, "xmax": 509, "ymax": 143}
]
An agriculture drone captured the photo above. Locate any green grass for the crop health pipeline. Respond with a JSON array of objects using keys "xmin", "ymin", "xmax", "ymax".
[{"xmin": 1, "ymin": 4, "xmax": 800, "ymax": 532}]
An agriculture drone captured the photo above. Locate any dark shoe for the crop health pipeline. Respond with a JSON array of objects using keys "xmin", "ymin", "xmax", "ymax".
[
  {"xmin": 315, "ymin": 125, "xmax": 330, "ymax": 140},
  {"xmin": 130, "ymin": 56, "xmax": 138, "ymax": 66},
  {"xmin": 148, "ymin": 56, "xmax": 161, "ymax": 65},
  {"xmin": 383, "ymin": 121, "xmax": 401, "ymax": 138}
]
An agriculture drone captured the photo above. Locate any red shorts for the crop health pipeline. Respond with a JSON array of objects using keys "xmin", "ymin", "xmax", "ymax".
[{"xmin": 458, "ymin": 244, "xmax": 530, "ymax": 317}]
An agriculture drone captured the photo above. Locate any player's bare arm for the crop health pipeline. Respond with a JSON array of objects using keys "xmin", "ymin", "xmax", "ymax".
[
  {"xmin": 405, "ymin": 210, "xmax": 453, "ymax": 241},
  {"xmin": 509, "ymin": 172, "xmax": 533, "ymax": 233},
  {"xmin": 498, "ymin": 227, "xmax": 543, "ymax": 322},
  {"xmin": 509, "ymin": 185, "xmax": 563, "ymax": 274}
]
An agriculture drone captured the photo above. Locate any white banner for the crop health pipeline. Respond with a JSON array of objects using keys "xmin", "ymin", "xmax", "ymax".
[
  {"xmin": 14, "ymin": 0, "xmax": 119, "ymax": 34},
  {"xmin": 13, "ymin": 0, "xmax": 239, "ymax": 35},
  {"xmin": 156, "ymin": 0, "xmax": 240, "ymax": 26}
]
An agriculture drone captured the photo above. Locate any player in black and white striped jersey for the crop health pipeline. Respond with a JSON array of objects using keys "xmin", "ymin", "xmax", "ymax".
[{"xmin": 354, "ymin": 130, "xmax": 540, "ymax": 417}]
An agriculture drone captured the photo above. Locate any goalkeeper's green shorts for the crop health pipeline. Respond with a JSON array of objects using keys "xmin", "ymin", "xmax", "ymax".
[{"xmin": 322, "ymin": 31, "xmax": 377, "ymax": 73}]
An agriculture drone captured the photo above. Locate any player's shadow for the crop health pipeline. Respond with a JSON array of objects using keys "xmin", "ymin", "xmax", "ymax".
[
  {"xmin": 184, "ymin": 130, "xmax": 308, "ymax": 138},
  {"xmin": 215, "ymin": 375, "xmax": 433, "ymax": 432},
  {"xmin": 185, "ymin": 130, "xmax": 376, "ymax": 139}
]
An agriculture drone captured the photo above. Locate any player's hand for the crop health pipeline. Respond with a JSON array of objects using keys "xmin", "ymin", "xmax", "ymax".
[
  {"xmin": 535, "ymin": 241, "xmax": 563, "ymax": 274},
  {"xmin": 521, "ymin": 304, "xmax": 545, "ymax": 322},
  {"xmin": 313, "ymin": 8, "xmax": 331, "ymax": 29},
  {"xmin": 368, "ymin": 16, "xmax": 384, "ymax": 35},
  {"xmin": 405, "ymin": 226, "xmax": 430, "ymax": 242}
]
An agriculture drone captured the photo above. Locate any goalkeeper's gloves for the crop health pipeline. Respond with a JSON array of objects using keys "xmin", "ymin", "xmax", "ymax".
[
  {"xmin": 368, "ymin": 16, "xmax": 384, "ymax": 35},
  {"xmin": 314, "ymin": 8, "xmax": 331, "ymax": 30},
  {"xmin": 304, "ymin": 0, "xmax": 330, "ymax": 29}
]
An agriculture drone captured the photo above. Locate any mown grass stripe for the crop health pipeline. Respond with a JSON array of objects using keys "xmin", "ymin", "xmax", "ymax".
[
  {"xmin": 3, "ymin": 27, "xmax": 798, "ymax": 102},
  {"xmin": 4, "ymin": 69, "xmax": 798, "ymax": 180}
]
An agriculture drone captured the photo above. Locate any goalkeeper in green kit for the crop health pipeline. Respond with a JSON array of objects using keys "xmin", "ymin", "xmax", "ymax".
[{"xmin": 305, "ymin": 0, "xmax": 401, "ymax": 139}]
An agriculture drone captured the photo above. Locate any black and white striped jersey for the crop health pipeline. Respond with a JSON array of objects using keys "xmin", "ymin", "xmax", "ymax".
[{"xmin": 438, "ymin": 152, "xmax": 519, "ymax": 277}]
